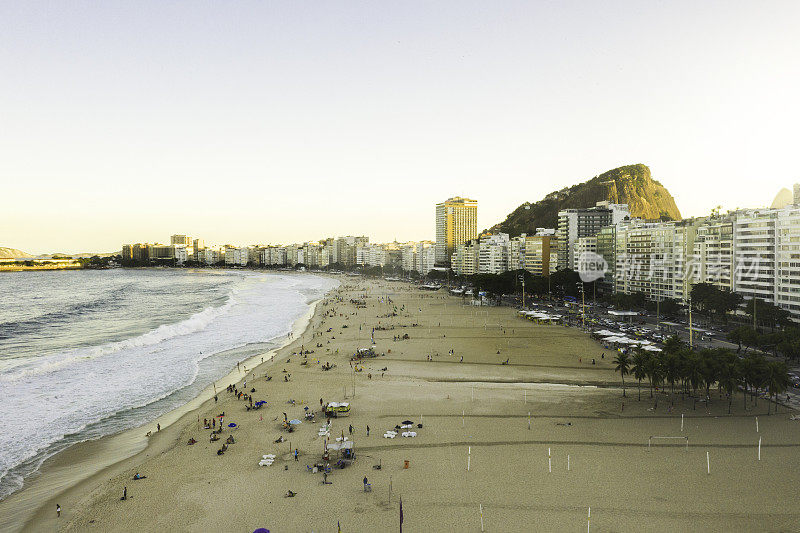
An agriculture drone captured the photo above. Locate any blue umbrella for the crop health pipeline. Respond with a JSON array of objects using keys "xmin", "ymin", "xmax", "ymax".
[
  {"xmin": 289, "ymin": 419, "xmax": 302, "ymax": 425},
  {"xmin": 256, "ymin": 401, "xmax": 266, "ymax": 406},
  {"xmin": 253, "ymin": 529, "xmax": 269, "ymax": 533},
  {"xmin": 228, "ymin": 423, "xmax": 237, "ymax": 428}
]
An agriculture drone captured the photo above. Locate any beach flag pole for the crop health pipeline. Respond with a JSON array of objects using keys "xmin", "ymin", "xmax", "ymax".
[
  {"xmin": 756, "ymin": 417, "xmax": 759, "ymax": 433},
  {"xmin": 758, "ymin": 437, "xmax": 761, "ymax": 460},
  {"xmin": 467, "ymin": 446, "xmax": 471, "ymax": 471},
  {"xmin": 587, "ymin": 507, "xmax": 591, "ymax": 533},
  {"xmin": 479, "ymin": 503, "xmax": 484, "ymax": 532},
  {"xmin": 528, "ymin": 412, "xmax": 531, "ymax": 430},
  {"xmin": 706, "ymin": 451, "xmax": 710, "ymax": 475},
  {"xmin": 548, "ymin": 447, "xmax": 551, "ymax": 473},
  {"xmin": 681, "ymin": 414, "xmax": 683, "ymax": 432},
  {"xmin": 462, "ymin": 410, "xmax": 465, "ymax": 427},
  {"xmin": 568, "ymin": 454, "xmax": 570, "ymax": 471}
]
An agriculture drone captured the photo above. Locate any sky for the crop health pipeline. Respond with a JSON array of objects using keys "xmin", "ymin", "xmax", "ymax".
[{"xmin": 1, "ymin": 1, "xmax": 799, "ymax": 254}]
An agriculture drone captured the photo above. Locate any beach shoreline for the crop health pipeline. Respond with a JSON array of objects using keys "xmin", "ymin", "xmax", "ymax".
[
  {"xmin": 8, "ymin": 277, "xmax": 800, "ymax": 532},
  {"xmin": 0, "ymin": 279, "xmax": 333, "ymax": 533}
]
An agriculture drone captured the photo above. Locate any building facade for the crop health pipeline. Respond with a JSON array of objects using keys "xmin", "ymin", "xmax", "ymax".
[{"xmin": 435, "ymin": 197, "xmax": 477, "ymax": 265}]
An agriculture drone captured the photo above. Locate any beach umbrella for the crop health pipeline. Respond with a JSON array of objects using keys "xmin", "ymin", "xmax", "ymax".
[
  {"xmin": 402, "ymin": 420, "xmax": 413, "ymax": 425},
  {"xmin": 289, "ymin": 419, "xmax": 302, "ymax": 425},
  {"xmin": 228, "ymin": 423, "xmax": 237, "ymax": 428},
  {"xmin": 253, "ymin": 529, "xmax": 269, "ymax": 533}
]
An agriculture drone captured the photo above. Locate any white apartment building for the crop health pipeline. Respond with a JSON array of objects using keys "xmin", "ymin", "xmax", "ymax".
[
  {"xmin": 261, "ymin": 246, "xmax": 287, "ymax": 266},
  {"xmin": 356, "ymin": 244, "xmax": 386, "ymax": 267},
  {"xmin": 416, "ymin": 242, "xmax": 435, "ymax": 275},
  {"xmin": 615, "ymin": 219, "xmax": 699, "ymax": 302},
  {"xmin": 201, "ymin": 248, "xmax": 222, "ymax": 265},
  {"xmin": 225, "ymin": 247, "xmax": 249, "ymax": 266},
  {"xmin": 572, "ymin": 236, "xmax": 597, "ymax": 271},
  {"xmin": 174, "ymin": 245, "xmax": 189, "ymax": 264},
  {"xmin": 508, "ymin": 235, "xmax": 526, "ymax": 271},
  {"xmin": 732, "ymin": 209, "xmax": 777, "ymax": 303},
  {"xmin": 692, "ymin": 218, "xmax": 734, "ymax": 291},
  {"xmin": 478, "ymin": 233, "xmax": 510, "ymax": 274},
  {"xmin": 451, "ymin": 240, "xmax": 479, "ymax": 276},
  {"xmin": 775, "ymin": 207, "xmax": 800, "ymax": 313},
  {"xmin": 401, "ymin": 243, "xmax": 417, "ymax": 273}
]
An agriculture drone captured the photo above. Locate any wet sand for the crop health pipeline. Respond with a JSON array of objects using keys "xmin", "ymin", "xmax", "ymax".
[{"xmin": 12, "ymin": 278, "xmax": 800, "ymax": 532}]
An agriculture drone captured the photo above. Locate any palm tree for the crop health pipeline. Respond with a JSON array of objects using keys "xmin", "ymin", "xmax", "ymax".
[
  {"xmin": 631, "ymin": 350, "xmax": 648, "ymax": 401},
  {"xmin": 613, "ymin": 352, "xmax": 631, "ymax": 397},
  {"xmin": 699, "ymin": 349, "xmax": 719, "ymax": 402},
  {"xmin": 662, "ymin": 335, "xmax": 683, "ymax": 355},
  {"xmin": 766, "ymin": 361, "xmax": 789, "ymax": 415},
  {"xmin": 662, "ymin": 352, "xmax": 680, "ymax": 404},
  {"xmin": 684, "ymin": 352, "xmax": 703, "ymax": 409},
  {"xmin": 718, "ymin": 360, "xmax": 738, "ymax": 414}
]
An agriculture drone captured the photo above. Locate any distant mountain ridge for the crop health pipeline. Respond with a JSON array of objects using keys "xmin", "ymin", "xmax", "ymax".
[
  {"xmin": 489, "ymin": 164, "xmax": 682, "ymax": 236},
  {"xmin": 0, "ymin": 247, "xmax": 33, "ymax": 259}
]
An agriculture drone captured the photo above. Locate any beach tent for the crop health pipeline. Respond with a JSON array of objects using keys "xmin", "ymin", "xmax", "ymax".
[
  {"xmin": 326, "ymin": 440, "xmax": 354, "ymax": 451},
  {"xmin": 593, "ymin": 330, "xmax": 618, "ymax": 336}
]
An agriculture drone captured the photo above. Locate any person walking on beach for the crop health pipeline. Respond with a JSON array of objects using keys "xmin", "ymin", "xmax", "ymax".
[
  {"xmin": 121, "ymin": 487, "xmax": 127, "ymax": 501},
  {"xmin": 366, "ymin": 425, "xmax": 370, "ymax": 436},
  {"xmin": 349, "ymin": 424, "xmax": 353, "ymax": 435},
  {"xmin": 363, "ymin": 476, "xmax": 369, "ymax": 490},
  {"xmin": 156, "ymin": 423, "xmax": 160, "ymax": 432},
  {"xmin": 294, "ymin": 449, "xmax": 299, "ymax": 461},
  {"xmin": 56, "ymin": 504, "xmax": 61, "ymax": 517}
]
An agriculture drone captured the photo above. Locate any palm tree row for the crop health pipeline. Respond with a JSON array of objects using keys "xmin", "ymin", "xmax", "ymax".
[{"xmin": 612, "ymin": 337, "xmax": 791, "ymax": 415}]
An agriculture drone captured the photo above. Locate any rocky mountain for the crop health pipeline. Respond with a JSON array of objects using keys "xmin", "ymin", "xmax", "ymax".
[
  {"xmin": 488, "ymin": 164, "xmax": 682, "ymax": 236},
  {"xmin": 771, "ymin": 188, "xmax": 792, "ymax": 209},
  {"xmin": 0, "ymin": 247, "xmax": 33, "ymax": 259}
]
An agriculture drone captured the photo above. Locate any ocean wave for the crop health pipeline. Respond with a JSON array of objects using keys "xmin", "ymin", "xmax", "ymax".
[
  {"xmin": 0, "ymin": 291, "xmax": 237, "ymax": 383},
  {"xmin": 0, "ymin": 271, "xmax": 338, "ymax": 503},
  {"xmin": 0, "ymin": 285, "xmax": 132, "ymax": 340}
]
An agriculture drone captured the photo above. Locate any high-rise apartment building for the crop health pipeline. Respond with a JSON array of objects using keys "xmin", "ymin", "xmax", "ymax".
[
  {"xmin": 614, "ymin": 218, "xmax": 699, "ymax": 302},
  {"xmin": 170, "ymin": 234, "xmax": 192, "ymax": 246},
  {"xmin": 435, "ymin": 197, "xmax": 477, "ymax": 266},
  {"xmin": 523, "ymin": 233, "xmax": 557, "ymax": 277},
  {"xmin": 733, "ymin": 209, "xmax": 777, "ymax": 303},
  {"xmin": 557, "ymin": 202, "xmax": 630, "ymax": 270},
  {"xmin": 692, "ymin": 217, "xmax": 734, "ymax": 292}
]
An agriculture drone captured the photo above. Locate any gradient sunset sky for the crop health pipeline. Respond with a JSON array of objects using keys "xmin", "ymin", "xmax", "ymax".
[{"xmin": 2, "ymin": 1, "xmax": 799, "ymax": 253}]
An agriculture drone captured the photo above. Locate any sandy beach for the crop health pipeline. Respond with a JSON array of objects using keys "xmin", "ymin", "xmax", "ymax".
[{"xmin": 9, "ymin": 277, "xmax": 800, "ymax": 532}]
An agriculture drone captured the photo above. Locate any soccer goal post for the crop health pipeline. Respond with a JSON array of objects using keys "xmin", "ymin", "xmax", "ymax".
[{"xmin": 648, "ymin": 436, "xmax": 689, "ymax": 450}]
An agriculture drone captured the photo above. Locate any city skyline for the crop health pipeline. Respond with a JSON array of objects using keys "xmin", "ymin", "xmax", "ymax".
[{"xmin": 3, "ymin": 1, "xmax": 800, "ymax": 254}]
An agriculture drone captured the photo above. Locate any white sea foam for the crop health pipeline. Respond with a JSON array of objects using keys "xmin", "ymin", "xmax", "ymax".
[{"xmin": 0, "ymin": 271, "xmax": 338, "ymax": 500}]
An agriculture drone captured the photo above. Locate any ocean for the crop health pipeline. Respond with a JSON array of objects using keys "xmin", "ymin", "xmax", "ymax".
[{"xmin": 0, "ymin": 268, "xmax": 338, "ymax": 500}]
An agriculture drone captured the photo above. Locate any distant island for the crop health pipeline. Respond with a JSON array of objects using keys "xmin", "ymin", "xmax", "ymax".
[{"xmin": 0, "ymin": 249, "xmax": 118, "ymax": 272}]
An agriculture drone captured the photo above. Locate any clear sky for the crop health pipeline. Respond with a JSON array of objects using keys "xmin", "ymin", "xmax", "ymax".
[{"xmin": 2, "ymin": 1, "xmax": 799, "ymax": 254}]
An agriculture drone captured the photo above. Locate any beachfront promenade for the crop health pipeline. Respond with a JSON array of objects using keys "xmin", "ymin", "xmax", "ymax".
[{"xmin": 24, "ymin": 279, "xmax": 800, "ymax": 532}]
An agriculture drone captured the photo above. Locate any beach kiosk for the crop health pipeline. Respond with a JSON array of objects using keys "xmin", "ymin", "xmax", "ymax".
[{"xmin": 325, "ymin": 402, "xmax": 351, "ymax": 418}]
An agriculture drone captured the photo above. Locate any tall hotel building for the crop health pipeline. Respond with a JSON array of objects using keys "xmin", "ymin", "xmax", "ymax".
[{"xmin": 435, "ymin": 196, "xmax": 478, "ymax": 266}]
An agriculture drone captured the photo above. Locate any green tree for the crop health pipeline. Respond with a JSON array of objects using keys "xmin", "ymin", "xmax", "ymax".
[
  {"xmin": 631, "ymin": 350, "xmax": 648, "ymax": 401},
  {"xmin": 766, "ymin": 361, "xmax": 789, "ymax": 414},
  {"xmin": 613, "ymin": 352, "xmax": 631, "ymax": 397}
]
